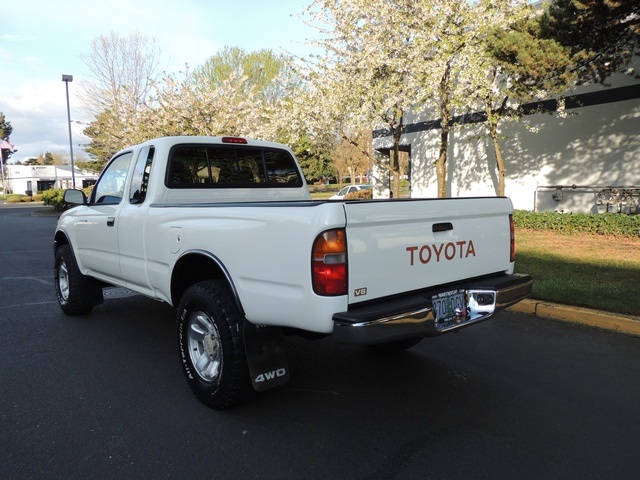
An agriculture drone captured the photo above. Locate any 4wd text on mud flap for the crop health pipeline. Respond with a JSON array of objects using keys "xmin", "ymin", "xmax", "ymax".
[{"xmin": 255, "ymin": 368, "xmax": 287, "ymax": 383}]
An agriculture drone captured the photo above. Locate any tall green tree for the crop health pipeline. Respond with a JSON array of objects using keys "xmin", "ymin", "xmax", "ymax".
[
  {"xmin": 192, "ymin": 47, "xmax": 299, "ymax": 105},
  {"xmin": 1, "ymin": 112, "xmax": 14, "ymax": 163},
  {"xmin": 289, "ymin": 133, "xmax": 334, "ymax": 182},
  {"xmin": 540, "ymin": 0, "xmax": 639, "ymax": 82},
  {"xmin": 183, "ymin": 47, "xmax": 301, "ymax": 142},
  {"xmin": 475, "ymin": 5, "xmax": 575, "ymax": 196}
]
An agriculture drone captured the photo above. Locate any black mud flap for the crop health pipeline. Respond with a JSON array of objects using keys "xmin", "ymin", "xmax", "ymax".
[
  {"xmin": 87, "ymin": 279, "xmax": 104, "ymax": 306},
  {"xmin": 244, "ymin": 320, "xmax": 289, "ymax": 392}
]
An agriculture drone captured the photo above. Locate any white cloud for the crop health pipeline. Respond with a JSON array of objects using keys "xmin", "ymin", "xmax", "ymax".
[{"xmin": 2, "ymin": 79, "xmax": 89, "ymax": 162}]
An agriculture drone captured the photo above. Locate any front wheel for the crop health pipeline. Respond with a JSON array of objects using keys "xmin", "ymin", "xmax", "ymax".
[
  {"xmin": 54, "ymin": 244, "xmax": 95, "ymax": 315},
  {"xmin": 176, "ymin": 280, "xmax": 253, "ymax": 409}
]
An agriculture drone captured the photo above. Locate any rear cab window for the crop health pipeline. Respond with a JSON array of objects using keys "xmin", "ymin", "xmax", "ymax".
[{"xmin": 166, "ymin": 144, "xmax": 303, "ymax": 189}]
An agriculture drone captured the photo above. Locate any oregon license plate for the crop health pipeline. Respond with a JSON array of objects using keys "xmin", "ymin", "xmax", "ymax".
[{"xmin": 431, "ymin": 289, "xmax": 467, "ymax": 327}]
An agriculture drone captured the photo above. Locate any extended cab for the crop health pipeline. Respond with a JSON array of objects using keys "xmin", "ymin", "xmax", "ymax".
[{"xmin": 54, "ymin": 136, "xmax": 532, "ymax": 408}]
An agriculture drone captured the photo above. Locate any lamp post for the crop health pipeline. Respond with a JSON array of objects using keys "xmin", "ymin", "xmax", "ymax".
[
  {"xmin": 62, "ymin": 74, "xmax": 76, "ymax": 189},
  {"xmin": 0, "ymin": 144, "xmax": 5, "ymax": 200}
]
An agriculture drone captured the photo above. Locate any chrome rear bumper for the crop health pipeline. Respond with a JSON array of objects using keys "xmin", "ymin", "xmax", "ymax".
[{"xmin": 332, "ymin": 273, "xmax": 533, "ymax": 345}]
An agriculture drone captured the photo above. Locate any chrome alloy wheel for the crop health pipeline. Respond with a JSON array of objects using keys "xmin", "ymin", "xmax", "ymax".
[
  {"xmin": 57, "ymin": 259, "xmax": 70, "ymax": 303},
  {"xmin": 187, "ymin": 311, "xmax": 223, "ymax": 383}
]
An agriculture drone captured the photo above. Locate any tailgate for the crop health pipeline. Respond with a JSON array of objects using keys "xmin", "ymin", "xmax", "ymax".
[{"xmin": 343, "ymin": 197, "xmax": 513, "ymax": 304}]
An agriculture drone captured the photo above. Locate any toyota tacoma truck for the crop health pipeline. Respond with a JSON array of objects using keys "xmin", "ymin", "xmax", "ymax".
[{"xmin": 53, "ymin": 136, "xmax": 532, "ymax": 409}]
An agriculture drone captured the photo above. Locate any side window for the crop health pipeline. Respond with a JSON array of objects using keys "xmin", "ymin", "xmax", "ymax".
[
  {"xmin": 92, "ymin": 152, "xmax": 134, "ymax": 205},
  {"xmin": 129, "ymin": 146, "xmax": 155, "ymax": 204}
]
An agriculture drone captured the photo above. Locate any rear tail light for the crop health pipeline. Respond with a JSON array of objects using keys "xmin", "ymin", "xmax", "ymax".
[
  {"xmin": 509, "ymin": 214, "xmax": 516, "ymax": 263},
  {"xmin": 312, "ymin": 229, "xmax": 347, "ymax": 296}
]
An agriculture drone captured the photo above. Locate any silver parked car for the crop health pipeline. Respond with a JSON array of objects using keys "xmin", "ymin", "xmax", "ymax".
[{"xmin": 329, "ymin": 184, "xmax": 372, "ymax": 200}]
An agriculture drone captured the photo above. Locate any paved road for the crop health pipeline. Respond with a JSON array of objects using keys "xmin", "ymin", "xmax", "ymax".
[{"xmin": 1, "ymin": 206, "xmax": 640, "ymax": 479}]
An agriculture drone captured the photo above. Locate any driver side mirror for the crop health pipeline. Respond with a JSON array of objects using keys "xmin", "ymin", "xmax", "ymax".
[{"xmin": 63, "ymin": 189, "xmax": 88, "ymax": 205}]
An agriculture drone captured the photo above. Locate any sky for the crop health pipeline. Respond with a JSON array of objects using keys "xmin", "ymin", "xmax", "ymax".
[{"xmin": 0, "ymin": 0, "xmax": 318, "ymax": 163}]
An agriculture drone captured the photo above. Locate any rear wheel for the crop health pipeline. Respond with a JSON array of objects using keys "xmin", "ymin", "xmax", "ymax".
[
  {"xmin": 177, "ymin": 280, "xmax": 253, "ymax": 409},
  {"xmin": 54, "ymin": 244, "xmax": 95, "ymax": 315}
]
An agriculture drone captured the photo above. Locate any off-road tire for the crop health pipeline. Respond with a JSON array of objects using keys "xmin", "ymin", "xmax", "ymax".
[
  {"xmin": 54, "ymin": 244, "xmax": 95, "ymax": 315},
  {"xmin": 177, "ymin": 280, "xmax": 253, "ymax": 409}
]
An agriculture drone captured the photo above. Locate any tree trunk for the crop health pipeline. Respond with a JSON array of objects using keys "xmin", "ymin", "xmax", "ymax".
[
  {"xmin": 390, "ymin": 117, "xmax": 403, "ymax": 199},
  {"xmin": 486, "ymin": 102, "xmax": 506, "ymax": 196},
  {"xmin": 348, "ymin": 166, "xmax": 356, "ymax": 184},
  {"xmin": 435, "ymin": 63, "xmax": 452, "ymax": 198},
  {"xmin": 435, "ymin": 123, "xmax": 449, "ymax": 198}
]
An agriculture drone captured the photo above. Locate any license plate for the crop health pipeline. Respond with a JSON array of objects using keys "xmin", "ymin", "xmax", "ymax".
[{"xmin": 431, "ymin": 289, "xmax": 467, "ymax": 327}]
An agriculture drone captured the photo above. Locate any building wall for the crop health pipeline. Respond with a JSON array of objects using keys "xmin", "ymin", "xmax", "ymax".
[
  {"xmin": 6, "ymin": 165, "xmax": 98, "ymax": 195},
  {"xmin": 373, "ymin": 71, "xmax": 640, "ymax": 213}
]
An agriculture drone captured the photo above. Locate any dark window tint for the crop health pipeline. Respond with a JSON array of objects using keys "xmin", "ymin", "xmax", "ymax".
[
  {"xmin": 166, "ymin": 145, "xmax": 302, "ymax": 188},
  {"xmin": 210, "ymin": 148, "xmax": 266, "ymax": 184},
  {"xmin": 168, "ymin": 147, "xmax": 210, "ymax": 185},
  {"xmin": 264, "ymin": 150, "xmax": 301, "ymax": 184},
  {"xmin": 129, "ymin": 146, "xmax": 154, "ymax": 204}
]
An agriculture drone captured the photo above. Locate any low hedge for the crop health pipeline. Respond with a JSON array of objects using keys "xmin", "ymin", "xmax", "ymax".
[
  {"xmin": 41, "ymin": 189, "xmax": 66, "ymax": 210},
  {"xmin": 41, "ymin": 187, "xmax": 94, "ymax": 210},
  {"xmin": 345, "ymin": 189, "xmax": 373, "ymax": 200},
  {"xmin": 514, "ymin": 210, "xmax": 640, "ymax": 238},
  {"xmin": 4, "ymin": 194, "xmax": 37, "ymax": 203}
]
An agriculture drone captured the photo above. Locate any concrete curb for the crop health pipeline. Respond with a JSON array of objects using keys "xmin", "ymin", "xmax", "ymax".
[{"xmin": 509, "ymin": 299, "xmax": 640, "ymax": 337}]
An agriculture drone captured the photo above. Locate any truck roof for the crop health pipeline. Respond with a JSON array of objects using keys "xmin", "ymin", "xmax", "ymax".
[{"xmin": 129, "ymin": 136, "xmax": 293, "ymax": 153}]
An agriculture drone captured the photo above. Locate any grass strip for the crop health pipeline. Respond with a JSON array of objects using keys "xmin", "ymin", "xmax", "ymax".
[{"xmin": 515, "ymin": 230, "xmax": 640, "ymax": 316}]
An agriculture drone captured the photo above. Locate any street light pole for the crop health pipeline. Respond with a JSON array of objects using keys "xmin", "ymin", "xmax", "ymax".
[{"xmin": 62, "ymin": 74, "xmax": 76, "ymax": 189}]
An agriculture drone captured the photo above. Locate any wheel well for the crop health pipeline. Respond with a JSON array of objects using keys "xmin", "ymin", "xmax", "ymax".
[
  {"xmin": 54, "ymin": 231, "xmax": 70, "ymax": 254},
  {"xmin": 171, "ymin": 253, "xmax": 241, "ymax": 312}
]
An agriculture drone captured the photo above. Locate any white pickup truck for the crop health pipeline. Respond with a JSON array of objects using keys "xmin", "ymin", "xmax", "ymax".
[{"xmin": 54, "ymin": 136, "xmax": 532, "ymax": 408}]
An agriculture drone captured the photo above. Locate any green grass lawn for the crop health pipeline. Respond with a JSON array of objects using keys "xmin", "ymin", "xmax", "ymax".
[
  {"xmin": 514, "ymin": 230, "xmax": 640, "ymax": 317},
  {"xmin": 3, "ymin": 193, "xmax": 35, "ymax": 203}
]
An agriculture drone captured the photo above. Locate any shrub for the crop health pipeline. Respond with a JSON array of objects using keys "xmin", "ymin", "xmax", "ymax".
[
  {"xmin": 41, "ymin": 189, "xmax": 66, "ymax": 210},
  {"xmin": 514, "ymin": 210, "xmax": 640, "ymax": 238},
  {"xmin": 345, "ymin": 189, "xmax": 373, "ymax": 200}
]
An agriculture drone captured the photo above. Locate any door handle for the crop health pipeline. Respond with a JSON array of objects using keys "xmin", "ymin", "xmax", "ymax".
[
  {"xmin": 107, "ymin": 217, "xmax": 115, "ymax": 227},
  {"xmin": 432, "ymin": 222, "xmax": 453, "ymax": 233}
]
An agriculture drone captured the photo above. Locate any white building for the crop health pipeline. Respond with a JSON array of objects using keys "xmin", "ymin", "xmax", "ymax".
[
  {"xmin": 372, "ymin": 70, "xmax": 640, "ymax": 213},
  {"xmin": 5, "ymin": 164, "xmax": 99, "ymax": 195}
]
